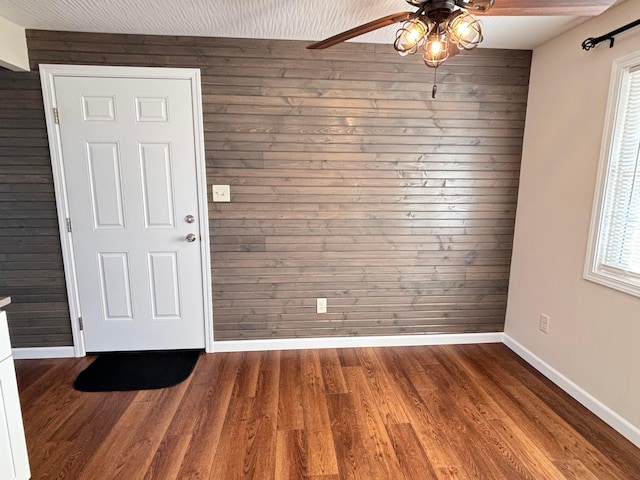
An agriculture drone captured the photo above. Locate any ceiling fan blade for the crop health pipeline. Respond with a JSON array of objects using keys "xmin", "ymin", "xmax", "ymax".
[
  {"xmin": 307, "ymin": 11, "xmax": 415, "ymax": 49},
  {"xmin": 476, "ymin": 0, "xmax": 617, "ymax": 16}
]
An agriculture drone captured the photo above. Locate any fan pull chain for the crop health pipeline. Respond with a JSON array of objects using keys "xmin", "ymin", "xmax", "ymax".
[{"xmin": 432, "ymin": 67, "xmax": 438, "ymax": 99}]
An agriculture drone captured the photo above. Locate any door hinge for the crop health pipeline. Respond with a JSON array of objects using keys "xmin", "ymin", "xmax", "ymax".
[
  {"xmin": 66, "ymin": 217, "xmax": 72, "ymax": 232},
  {"xmin": 78, "ymin": 317, "xmax": 84, "ymax": 331},
  {"xmin": 53, "ymin": 107, "xmax": 60, "ymax": 124}
]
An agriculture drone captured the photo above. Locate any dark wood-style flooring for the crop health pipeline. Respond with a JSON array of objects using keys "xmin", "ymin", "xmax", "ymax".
[{"xmin": 15, "ymin": 343, "xmax": 640, "ymax": 479}]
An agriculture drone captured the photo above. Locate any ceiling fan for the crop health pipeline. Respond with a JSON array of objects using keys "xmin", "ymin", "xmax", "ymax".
[{"xmin": 307, "ymin": 0, "xmax": 617, "ymax": 95}]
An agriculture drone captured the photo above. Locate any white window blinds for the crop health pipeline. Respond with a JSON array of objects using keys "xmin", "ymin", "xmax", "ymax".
[
  {"xmin": 585, "ymin": 51, "xmax": 640, "ymax": 297},
  {"xmin": 600, "ymin": 67, "xmax": 640, "ymax": 275}
]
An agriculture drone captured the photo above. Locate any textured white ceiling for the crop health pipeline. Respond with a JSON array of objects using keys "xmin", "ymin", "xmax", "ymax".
[{"xmin": 0, "ymin": 0, "xmax": 588, "ymax": 50}]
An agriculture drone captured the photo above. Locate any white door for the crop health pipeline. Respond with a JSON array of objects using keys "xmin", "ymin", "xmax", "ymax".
[{"xmin": 51, "ymin": 72, "xmax": 207, "ymax": 352}]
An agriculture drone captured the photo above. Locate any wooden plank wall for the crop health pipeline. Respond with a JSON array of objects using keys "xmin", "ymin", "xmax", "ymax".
[
  {"xmin": 0, "ymin": 30, "xmax": 530, "ymax": 346},
  {"xmin": 0, "ymin": 65, "xmax": 71, "ymax": 347}
]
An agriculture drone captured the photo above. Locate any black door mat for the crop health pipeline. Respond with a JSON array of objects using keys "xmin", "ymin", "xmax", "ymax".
[{"xmin": 73, "ymin": 349, "xmax": 201, "ymax": 392}]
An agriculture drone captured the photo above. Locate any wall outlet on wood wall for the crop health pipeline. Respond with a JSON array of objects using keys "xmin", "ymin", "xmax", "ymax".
[{"xmin": 316, "ymin": 298, "xmax": 327, "ymax": 314}]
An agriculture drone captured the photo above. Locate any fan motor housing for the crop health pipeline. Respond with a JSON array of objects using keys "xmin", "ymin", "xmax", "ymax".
[
  {"xmin": 420, "ymin": 0, "xmax": 457, "ymax": 23},
  {"xmin": 406, "ymin": 0, "xmax": 454, "ymax": 7},
  {"xmin": 406, "ymin": 0, "xmax": 493, "ymax": 12}
]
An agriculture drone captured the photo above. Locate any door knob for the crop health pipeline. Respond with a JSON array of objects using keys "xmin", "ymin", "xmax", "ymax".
[
  {"xmin": 185, "ymin": 233, "xmax": 197, "ymax": 242},
  {"xmin": 185, "ymin": 215, "xmax": 195, "ymax": 224}
]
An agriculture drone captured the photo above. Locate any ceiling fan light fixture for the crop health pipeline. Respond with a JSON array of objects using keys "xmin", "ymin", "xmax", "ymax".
[
  {"xmin": 447, "ymin": 10, "xmax": 483, "ymax": 50},
  {"xmin": 306, "ymin": 0, "xmax": 617, "ymax": 97},
  {"xmin": 394, "ymin": 18, "xmax": 431, "ymax": 55},
  {"xmin": 423, "ymin": 28, "xmax": 450, "ymax": 68}
]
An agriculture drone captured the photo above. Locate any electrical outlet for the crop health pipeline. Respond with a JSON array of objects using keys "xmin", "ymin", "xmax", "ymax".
[
  {"xmin": 539, "ymin": 314, "xmax": 550, "ymax": 333},
  {"xmin": 212, "ymin": 185, "xmax": 230, "ymax": 202},
  {"xmin": 316, "ymin": 298, "xmax": 327, "ymax": 314}
]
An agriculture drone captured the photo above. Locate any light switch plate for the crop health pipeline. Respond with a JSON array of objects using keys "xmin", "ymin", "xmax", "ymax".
[{"xmin": 212, "ymin": 185, "xmax": 230, "ymax": 202}]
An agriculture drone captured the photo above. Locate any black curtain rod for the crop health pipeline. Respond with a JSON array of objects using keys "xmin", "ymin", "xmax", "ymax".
[{"xmin": 582, "ymin": 18, "xmax": 640, "ymax": 51}]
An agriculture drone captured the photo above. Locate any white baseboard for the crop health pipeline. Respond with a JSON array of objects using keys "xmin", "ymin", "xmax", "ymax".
[
  {"xmin": 12, "ymin": 346, "xmax": 76, "ymax": 359},
  {"xmin": 213, "ymin": 332, "xmax": 504, "ymax": 353},
  {"xmin": 503, "ymin": 334, "xmax": 640, "ymax": 449}
]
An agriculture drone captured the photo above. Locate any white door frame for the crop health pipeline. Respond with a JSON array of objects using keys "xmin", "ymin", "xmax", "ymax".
[{"xmin": 40, "ymin": 64, "xmax": 214, "ymax": 356}]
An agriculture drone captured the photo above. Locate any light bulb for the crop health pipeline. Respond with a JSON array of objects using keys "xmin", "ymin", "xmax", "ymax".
[
  {"xmin": 456, "ymin": 23, "xmax": 470, "ymax": 37},
  {"xmin": 423, "ymin": 30, "xmax": 449, "ymax": 68},
  {"xmin": 406, "ymin": 26, "xmax": 423, "ymax": 43},
  {"xmin": 447, "ymin": 11, "xmax": 483, "ymax": 50},
  {"xmin": 394, "ymin": 19, "xmax": 431, "ymax": 55},
  {"xmin": 429, "ymin": 41, "xmax": 443, "ymax": 54}
]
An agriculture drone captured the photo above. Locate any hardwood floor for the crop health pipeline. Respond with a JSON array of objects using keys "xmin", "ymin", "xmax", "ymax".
[{"xmin": 15, "ymin": 343, "xmax": 640, "ymax": 479}]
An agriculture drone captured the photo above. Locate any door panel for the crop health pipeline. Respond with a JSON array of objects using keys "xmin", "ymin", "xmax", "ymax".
[
  {"xmin": 135, "ymin": 97, "xmax": 168, "ymax": 122},
  {"xmin": 82, "ymin": 95, "xmax": 116, "ymax": 121},
  {"xmin": 98, "ymin": 252, "xmax": 134, "ymax": 320},
  {"xmin": 139, "ymin": 143, "xmax": 175, "ymax": 228},
  {"xmin": 86, "ymin": 142, "xmax": 126, "ymax": 229},
  {"xmin": 54, "ymin": 75, "xmax": 206, "ymax": 352},
  {"xmin": 148, "ymin": 252, "xmax": 181, "ymax": 319}
]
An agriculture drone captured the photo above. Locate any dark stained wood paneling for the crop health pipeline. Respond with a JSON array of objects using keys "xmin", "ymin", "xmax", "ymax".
[
  {"xmin": 0, "ymin": 30, "xmax": 530, "ymax": 345},
  {"xmin": 0, "ymin": 68, "xmax": 72, "ymax": 347},
  {"xmin": 191, "ymin": 34, "xmax": 529, "ymax": 340}
]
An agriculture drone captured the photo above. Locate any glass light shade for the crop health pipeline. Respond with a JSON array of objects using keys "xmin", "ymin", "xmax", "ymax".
[
  {"xmin": 447, "ymin": 11, "xmax": 483, "ymax": 50},
  {"xmin": 394, "ymin": 19, "xmax": 430, "ymax": 55},
  {"xmin": 422, "ymin": 31, "xmax": 449, "ymax": 68},
  {"xmin": 458, "ymin": 0, "xmax": 494, "ymax": 13}
]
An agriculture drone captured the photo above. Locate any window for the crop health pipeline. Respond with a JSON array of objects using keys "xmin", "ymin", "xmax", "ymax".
[{"xmin": 585, "ymin": 51, "xmax": 640, "ymax": 297}]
